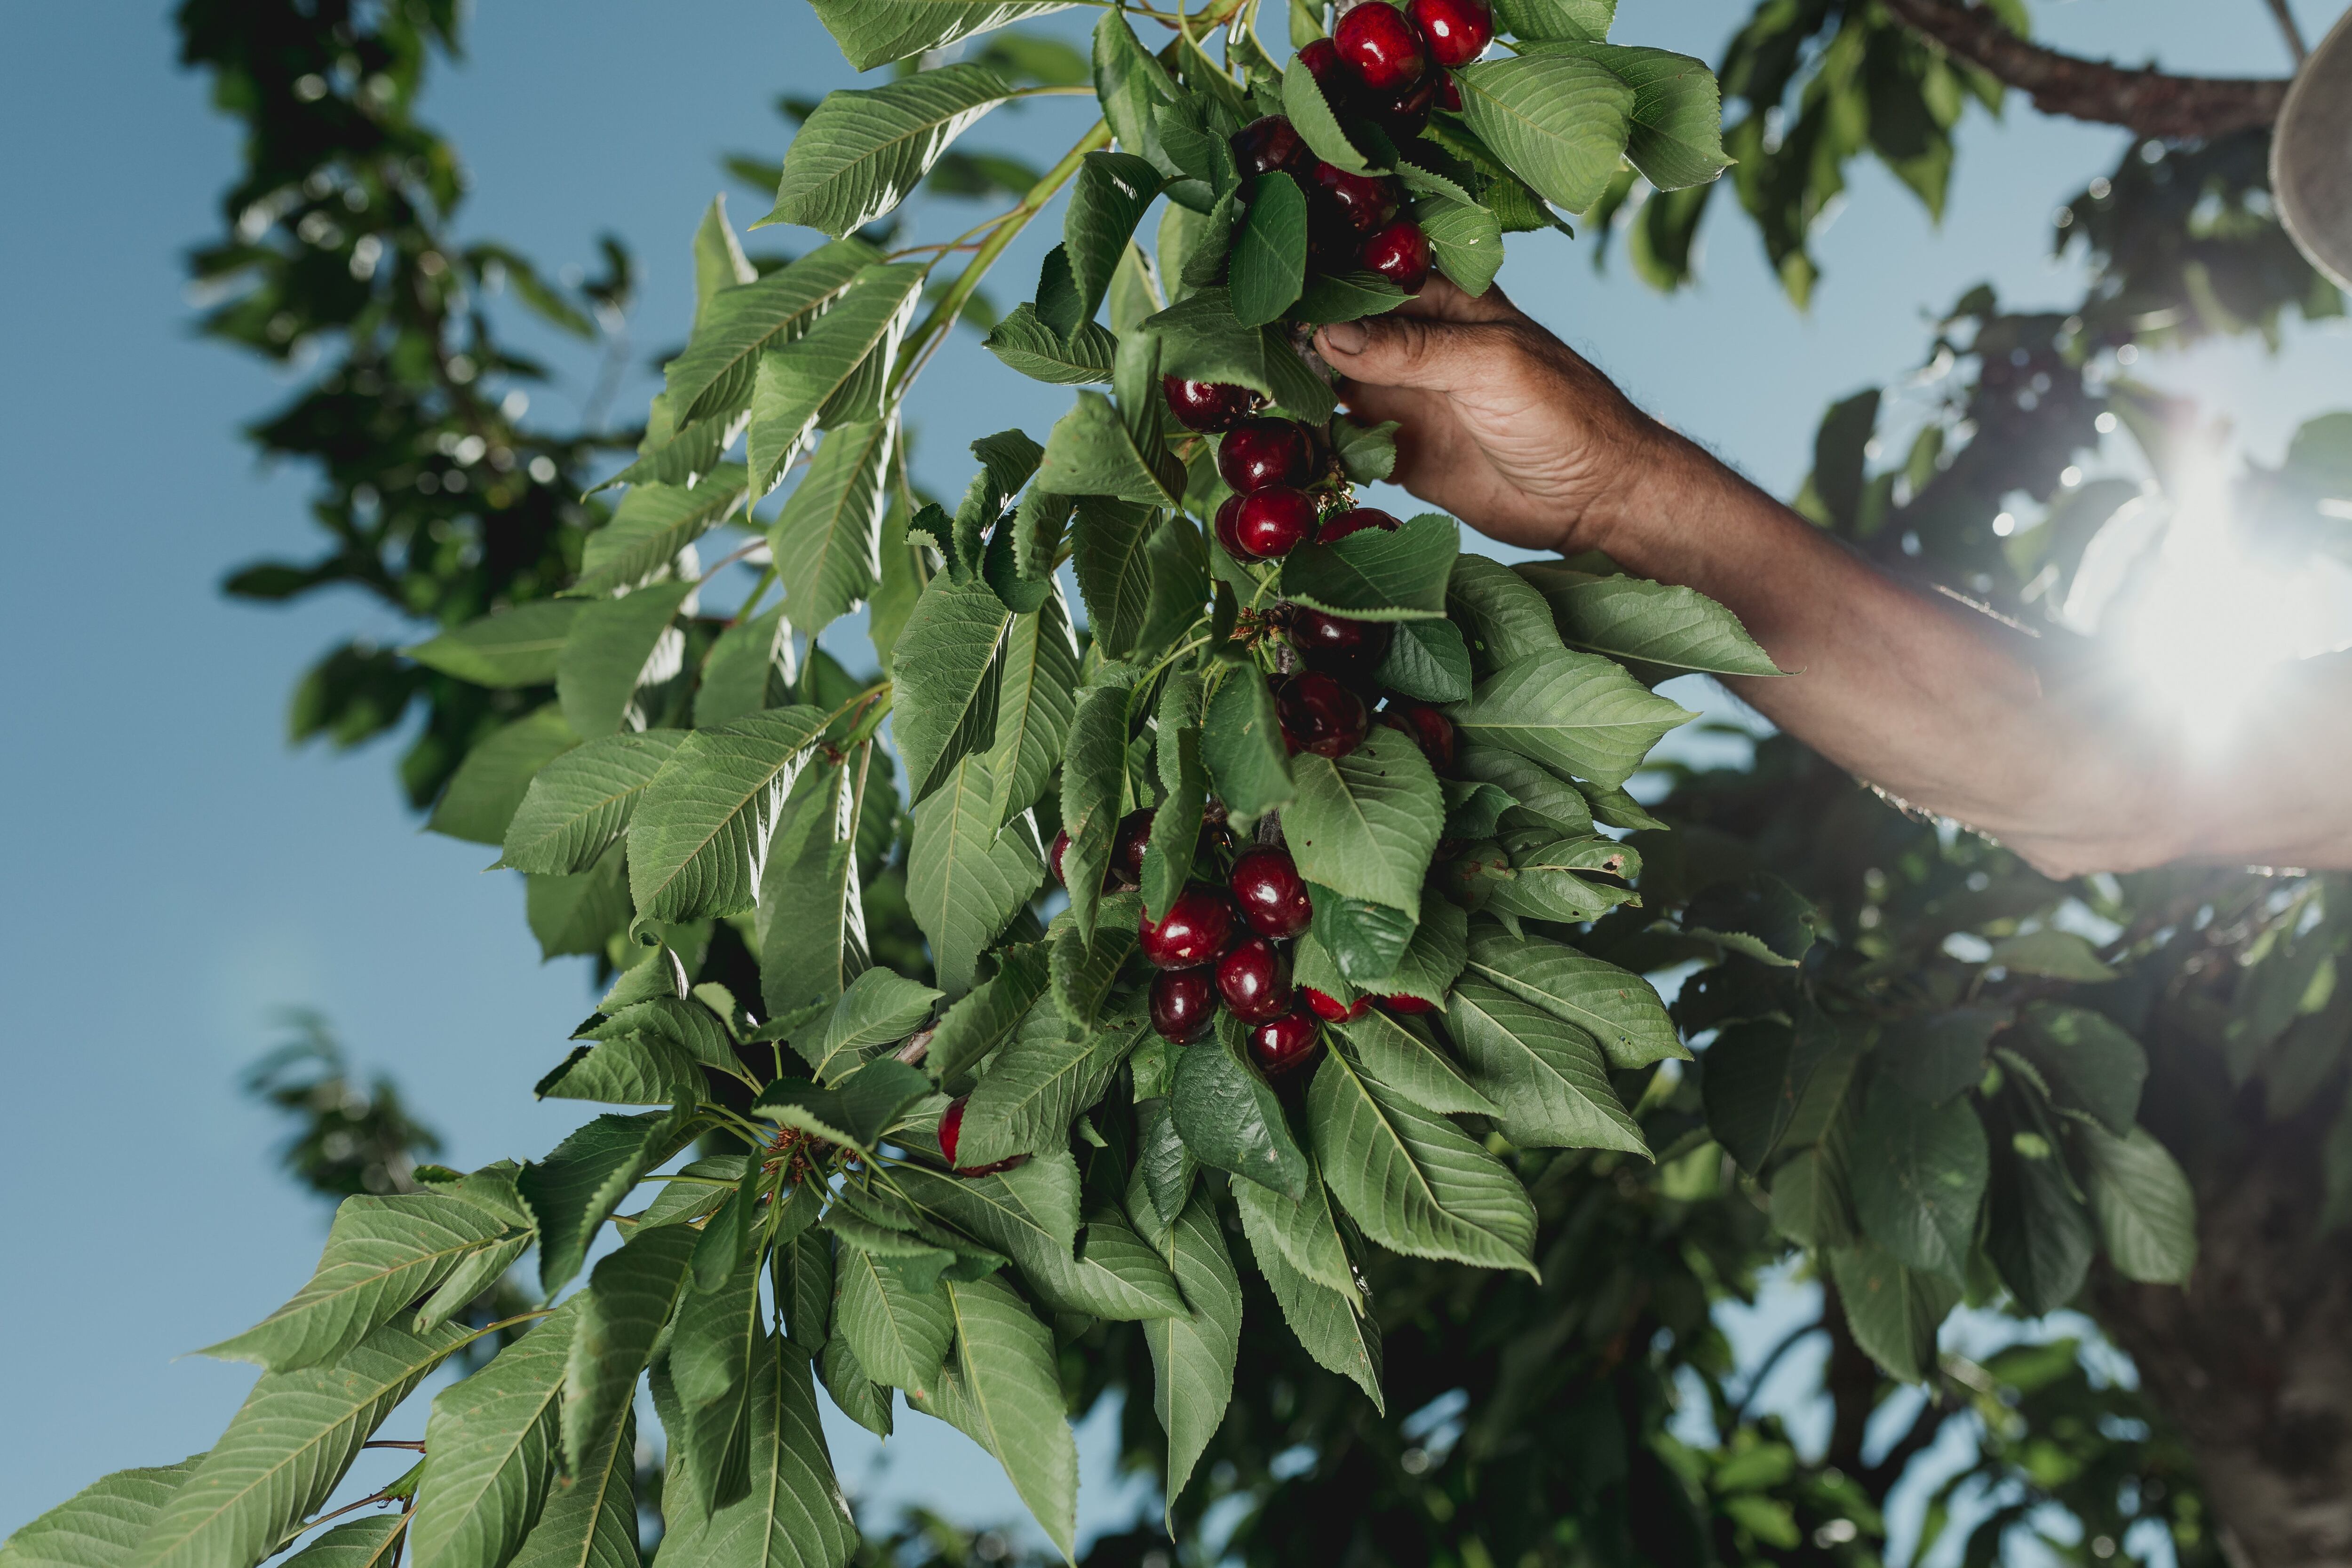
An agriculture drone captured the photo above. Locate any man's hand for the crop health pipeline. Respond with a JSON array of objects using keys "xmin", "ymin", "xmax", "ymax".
[{"xmin": 1311, "ymin": 277, "xmax": 1665, "ymax": 555}]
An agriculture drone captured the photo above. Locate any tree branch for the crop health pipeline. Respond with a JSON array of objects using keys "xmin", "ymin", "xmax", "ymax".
[{"xmin": 1878, "ymin": 0, "xmax": 2290, "ymax": 139}]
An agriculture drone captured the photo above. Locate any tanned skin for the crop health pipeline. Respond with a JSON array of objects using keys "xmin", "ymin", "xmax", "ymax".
[{"xmin": 1313, "ymin": 279, "xmax": 2352, "ymax": 877}]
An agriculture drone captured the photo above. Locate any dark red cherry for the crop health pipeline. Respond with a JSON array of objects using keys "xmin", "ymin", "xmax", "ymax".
[
  {"xmin": 1232, "ymin": 115, "xmax": 1309, "ymax": 179},
  {"xmin": 1216, "ymin": 418, "xmax": 1315, "ymax": 494},
  {"xmin": 1380, "ymin": 700, "xmax": 1457, "ymax": 769},
  {"xmin": 1139, "ymin": 884, "xmax": 1239, "ymax": 969},
  {"xmin": 1287, "ymin": 606, "xmax": 1392, "ymax": 679},
  {"xmin": 1230, "ymin": 846, "xmax": 1315, "ymax": 939},
  {"xmin": 1277, "ymin": 671, "xmax": 1370, "ymax": 759},
  {"xmin": 1216, "ymin": 935, "xmax": 1295, "ymax": 1023},
  {"xmin": 1376, "ymin": 77, "xmax": 1436, "ymax": 135},
  {"xmin": 1434, "ymin": 72, "xmax": 1462, "ymax": 111},
  {"xmin": 1111, "ymin": 809, "xmax": 1153, "ymax": 886},
  {"xmin": 1165, "ymin": 376, "xmax": 1264, "ymax": 433},
  {"xmin": 1235, "ymin": 488, "xmax": 1320, "ymax": 559},
  {"xmin": 1049, "ymin": 828, "xmax": 1071, "ymax": 887},
  {"xmin": 1296, "ymin": 37, "xmax": 1354, "ymax": 105},
  {"xmin": 1408, "ymin": 0, "xmax": 1492, "ymax": 67},
  {"xmin": 1308, "ymin": 162, "xmax": 1404, "ymax": 239},
  {"xmin": 1150, "ymin": 968, "xmax": 1219, "ymax": 1043},
  {"xmin": 1302, "ymin": 986, "xmax": 1370, "ymax": 1022},
  {"xmin": 1335, "ymin": 1, "xmax": 1429, "ymax": 92},
  {"xmin": 1215, "ymin": 493, "xmax": 1259, "ymax": 563},
  {"xmin": 1318, "ymin": 506, "xmax": 1403, "ymax": 543},
  {"xmin": 940, "ymin": 1097, "xmax": 1025, "ymax": 1176},
  {"xmin": 1360, "ymin": 219, "xmax": 1432, "ymax": 293},
  {"xmin": 1248, "ymin": 1009, "xmax": 1324, "ymax": 1076},
  {"xmin": 1380, "ymin": 993, "xmax": 1439, "ymax": 1015}
]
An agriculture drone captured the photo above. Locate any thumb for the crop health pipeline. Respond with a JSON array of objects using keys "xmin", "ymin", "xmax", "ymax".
[{"xmin": 1314, "ymin": 313, "xmax": 1496, "ymax": 392}]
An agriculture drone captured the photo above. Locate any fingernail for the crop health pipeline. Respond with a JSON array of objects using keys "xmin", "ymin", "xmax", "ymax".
[{"xmin": 1320, "ymin": 321, "xmax": 1368, "ymax": 355}]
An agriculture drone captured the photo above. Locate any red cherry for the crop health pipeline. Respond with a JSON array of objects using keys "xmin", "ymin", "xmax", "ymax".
[
  {"xmin": 1139, "ymin": 884, "xmax": 1239, "ymax": 969},
  {"xmin": 1235, "ymin": 488, "xmax": 1320, "ymax": 559},
  {"xmin": 939, "ymin": 1097, "xmax": 1025, "ymax": 1176},
  {"xmin": 1232, "ymin": 115, "xmax": 1310, "ymax": 179},
  {"xmin": 1302, "ymin": 986, "xmax": 1370, "ymax": 1022},
  {"xmin": 1165, "ymin": 376, "xmax": 1265, "ymax": 433},
  {"xmin": 1216, "ymin": 935, "xmax": 1295, "ymax": 1023},
  {"xmin": 1230, "ymin": 846, "xmax": 1315, "ymax": 939},
  {"xmin": 1408, "ymin": 0, "xmax": 1491, "ymax": 67},
  {"xmin": 1049, "ymin": 828, "xmax": 1071, "ymax": 887},
  {"xmin": 1435, "ymin": 72, "xmax": 1462, "ymax": 111},
  {"xmin": 1360, "ymin": 219, "xmax": 1432, "ymax": 293},
  {"xmin": 1248, "ymin": 1009, "xmax": 1324, "ymax": 1076},
  {"xmin": 1214, "ymin": 494, "xmax": 1260, "ymax": 563},
  {"xmin": 1376, "ymin": 77, "xmax": 1436, "ymax": 135},
  {"xmin": 1335, "ymin": 2, "xmax": 1429, "ymax": 92},
  {"xmin": 1287, "ymin": 606, "xmax": 1392, "ymax": 680},
  {"xmin": 1379, "ymin": 701, "xmax": 1457, "ymax": 769},
  {"xmin": 1296, "ymin": 37, "xmax": 1354, "ymax": 106},
  {"xmin": 1308, "ymin": 162, "xmax": 1404, "ymax": 239},
  {"xmin": 1111, "ymin": 809, "xmax": 1153, "ymax": 886},
  {"xmin": 1277, "ymin": 671, "xmax": 1371, "ymax": 759},
  {"xmin": 1150, "ymin": 969, "xmax": 1219, "ymax": 1043},
  {"xmin": 1380, "ymin": 993, "xmax": 1439, "ymax": 1014},
  {"xmin": 1318, "ymin": 506, "xmax": 1404, "ymax": 543},
  {"xmin": 1216, "ymin": 418, "xmax": 1315, "ymax": 494}
]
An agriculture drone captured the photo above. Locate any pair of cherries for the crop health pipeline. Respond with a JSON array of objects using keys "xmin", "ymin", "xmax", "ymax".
[
  {"xmin": 1229, "ymin": 116, "xmax": 1435, "ymax": 294},
  {"xmin": 1140, "ymin": 847, "xmax": 1325, "ymax": 1076}
]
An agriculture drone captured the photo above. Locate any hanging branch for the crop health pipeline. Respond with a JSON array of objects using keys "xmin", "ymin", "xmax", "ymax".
[{"xmin": 1879, "ymin": 0, "xmax": 2291, "ymax": 139}]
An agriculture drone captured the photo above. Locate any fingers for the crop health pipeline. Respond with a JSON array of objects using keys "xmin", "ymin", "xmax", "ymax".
[
  {"xmin": 1394, "ymin": 274, "xmax": 1525, "ymax": 325},
  {"xmin": 1313, "ymin": 312, "xmax": 1515, "ymax": 392}
]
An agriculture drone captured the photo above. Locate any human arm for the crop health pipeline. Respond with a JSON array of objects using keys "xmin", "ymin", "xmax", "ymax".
[{"xmin": 1312, "ymin": 282, "xmax": 2352, "ymax": 877}]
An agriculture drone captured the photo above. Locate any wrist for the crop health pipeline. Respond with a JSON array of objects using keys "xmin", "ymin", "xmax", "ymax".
[{"xmin": 1571, "ymin": 415, "xmax": 1685, "ymax": 569}]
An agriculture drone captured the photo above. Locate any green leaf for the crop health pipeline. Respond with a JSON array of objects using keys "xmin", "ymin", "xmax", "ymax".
[
  {"xmin": 1068, "ymin": 495, "xmax": 1160, "ymax": 658},
  {"xmin": 0, "ymin": 1457, "xmax": 203, "ymax": 1568},
  {"xmin": 1875, "ymin": 1006, "xmax": 2006, "ymax": 1105},
  {"xmin": 1292, "ymin": 269, "xmax": 1409, "ymax": 325},
  {"xmin": 1986, "ymin": 929, "xmax": 2117, "ymax": 982},
  {"xmin": 407, "ymin": 602, "xmax": 584, "ymax": 689},
  {"xmin": 1578, "ymin": 778, "xmax": 1666, "ymax": 831},
  {"xmin": 665, "ymin": 240, "xmax": 878, "ymax": 426},
  {"xmin": 1052, "ymin": 902, "xmax": 1139, "ymax": 1030},
  {"xmin": 1374, "ymin": 619, "xmax": 1474, "ymax": 703},
  {"xmin": 657, "ymin": 1338, "xmax": 857, "ymax": 1568},
  {"xmin": 573, "ymin": 471, "xmax": 747, "ymax": 598},
  {"xmin": 1284, "ymin": 729, "xmax": 1445, "ymax": 916},
  {"xmin": 278, "ymin": 1519, "xmax": 405, "ymax": 1568},
  {"xmin": 982, "ymin": 306, "xmax": 1119, "ymax": 384},
  {"xmin": 786, "ymin": 972, "xmax": 943, "ymax": 1084},
  {"xmin": 1337, "ymin": 1008, "xmax": 1492, "ymax": 1117},
  {"xmin": 1447, "ymin": 555, "xmax": 1565, "ymax": 672},
  {"xmin": 773, "ymin": 420, "xmax": 893, "ymax": 636},
  {"xmin": 1462, "ymin": 922, "xmax": 1684, "ymax": 1068},
  {"xmin": 1174, "ymin": 1023, "xmax": 1312, "ymax": 1200},
  {"xmin": 1332, "ymin": 418, "xmax": 1399, "ymax": 485},
  {"xmin": 505, "ymin": 1407, "xmax": 635, "ymax": 1568},
  {"xmin": 2079, "ymin": 1124, "xmax": 2197, "ymax": 1284},
  {"xmin": 1278, "ymin": 512, "xmax": 1458, "ymax": 621},
  {"xmin": 907, "ymin": 1276, "xmax": 1078, "ymax": 1560},
  {"xmin": 556, "ymin": 581, "xmax": 695, "ymax": 739},
  {"xmin": 1230, "ymin": 173, "xmax": 1308, "ymax": 326},
  {"xmin": 1146, "ymin": 1194, "xmax": 1242, "ymax": 1507},
  {"xmin": 627, "ymin": 707, "xmax": 831, "ymax": 921},
  {"xmin": 1308, "ymin": 1047, "xmax": 1537, "ymax": 1274},
  {"xmin": 411, "ymin": 1308, "xmax": 574, "ymax": 1568},
  {"xmin": 1850, "ymin": 1080, "xmax": 1989, "ymax": 1282},
  {"xmin": 989, "ymin": 590, "xmax": 1081, "ymax": 830},
  {"xmin": 1684, "ymin": 873, "xmax": 1825, "ymax": 967},
  {"xmin": 696, "ymin": 605, "xmax": 793, "ymax": 728},
  {"xmin": 535, "ymin": 1034, "xmax": 699, "ymax": 1106},
  {"xmin": 1065, "ymin": 151, "xmax": 1167, "ymax": 327},
  {"xmin": 1700, "ymin": 1011, "xmax": 1837, "ymax": 1172},
  {"xmin": 693, "ymin": 196, "xmax": 759, "ymax": 328},
  {"xmin": 525, "ymin": 852, "xmax": 633, "ymax": 962},
  {"xmin": 1445, "ymin": 980, "xmax": 1649, "ymax": 1152},
  {"xmin": 907, "ymin": 755, "xmax": 1046, "ymax": 998},
  {"xmin": 1987, "ymin": 1134, "xmax": 2095, "ymax": 1316},
  {"xmin": 1059, "ymin": 671, "xmax": 1138, "ymax": 940},
  {"xmin": 1308, "ymin": 884, "xmax": 1418, "ymax": 983},
  {"xmin": 1137, "ymin": 289, "xmax": 1334, "ymax": 422},
  {"xmin": 519, "ymin": 1108, "xmax": 701, "ymax": 1293},
  {"xmin": 1144, "ymin": 684, "xmax": 1206, "ymax": 920},
  {"xmin": 955, "ymin": 1004, "xmax": 1130, "ymax": 1165},
  {"xmin": 1453, "ymin": 54, "xmax": 1633, "ymax": 214},
  {"xmin": 834, "ymin": 1246, "xmax": 954, "ymax": 1397},
  {"xmin": 747, "ymin": 264, "xmax": 928, "ymax": 498},
  {"xmin": 1445, "ymin": 647, "xmax": 1693, "ymax": 789},
  {"xmin": 500, "ymin": 730, "xmax": 686, "ymax": 875},
  {"xmin": 1278, "ymin": 54, "xmax": 1366, "ymax": 171},
  {"xmin": 1092, "ymin": 11, "xmax": 1180, "ymax": 175},
  {"xmin": 810, "ymin": 0, "xmax": 1075, "ymax": 70},
  {"xmin": 1036, "ymin": 391, "xmax": 1184, "ymax": 509},
  {"xmin": 1827, "ymin": 1243, "xmax": 1958, "ymax": 1384},
  {"xmin": 1515, "ymin": 564, "xmax": 1783, "ymax": 677},
  {"xmin": 765, "ymin": 66, "xmax": 1014, "ymax": 238},
  {"xmin": 200, "ymin": 1192, "xmax": 529, "ymax": 1373},
  {"xmin": 1452, "ymin": 744, "xmax": 1594, "ymax": 837},
  {"xmin": 1413, "ymin": 195, "xmax": 1505, "ymax": 296},
  {"xmin": 1200, "ymin": 667, "xmax": 1294, "ymax": 820},
  {"xmin": 1494, "ymin": 0, "xmax": 1614, "ymax": 41},
  {"xmin": 898, "ymin": 1163, "xmax": 1184, "ymax": 1320},
  {"xmin": 2018, "ymin": 1004, "xmax": 2146, "ymax": 1137},
  {"xmin": 1524, "ymin": 42, "xmax": 1727, "ymax": 190},
  {"xmin": 818, "ymin": 1336, "xmax": 895, "ymax": 1439},
  {"xmin": 1233, "ymin": 1185, "xmax": 1382, "ymax": 1409},
  {"xmin": 429, "ymin": 707, "xmax": 580, "ymax": 846},
  {"xmin": 126, "ymin": 1323, "xmax": 473, "ymax": 1568},
  {"xmin": 757, "ymin": 749, "xmax": 875, "ymax": 1017},
  {"xmin": 895, "ymin": 572, "xmax": 1015, "ymax": 805},
  {"xmin": 562, "ymin": 1226, "xmax": 697, "ymax": 1469}
]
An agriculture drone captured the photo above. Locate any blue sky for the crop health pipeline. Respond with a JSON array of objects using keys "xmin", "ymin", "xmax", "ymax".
[{"xmin": 2, "ymin": 0, "xmax": 2345, "ymax": 1553}]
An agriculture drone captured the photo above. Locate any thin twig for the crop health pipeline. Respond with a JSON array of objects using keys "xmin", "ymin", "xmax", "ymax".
[{"xmin": 2260, "ymin": 0, "xmax": 2310, "ymax": 63}]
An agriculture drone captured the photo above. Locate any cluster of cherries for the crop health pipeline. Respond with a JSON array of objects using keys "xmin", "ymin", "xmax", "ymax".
[
  {"xmin": 1163, "ymin": 374, "xmax": 1400, "ymax": 565},
  {"xmin": 1224, "ymin": 0, "xmax": 1495, "ymax": 298}
]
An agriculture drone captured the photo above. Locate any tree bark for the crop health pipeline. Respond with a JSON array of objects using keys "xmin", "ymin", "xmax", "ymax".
[{"xmin": 2090, "ymin": 1022, "xmax": 2352, "ymax": 1567}]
